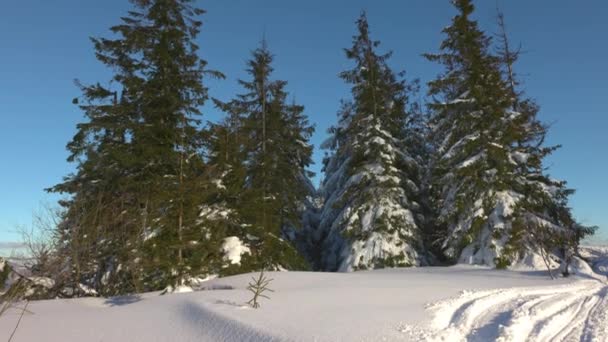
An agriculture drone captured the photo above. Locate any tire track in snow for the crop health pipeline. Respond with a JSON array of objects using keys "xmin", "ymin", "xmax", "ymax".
[
  {"xmin": 501, "ymin": 284, "xmax": 600, "ymax": 342},
  {"xmin": 492, "ymin": 293, "xmax": 559, "ymax": 341},
  {"xmin": 530, "ymin": 289, "xmax": 599, "ymax": 342},
  {"xmin": 412, "ymin": 279, "xmax": 608, "ymax": 342},
  {"xmin": 581, "ymin": 286, "xmax": 608, "ymax": 342},
  {"xmin": 553, "ymin": 295, "xmax": 599, "ymax": 341}
]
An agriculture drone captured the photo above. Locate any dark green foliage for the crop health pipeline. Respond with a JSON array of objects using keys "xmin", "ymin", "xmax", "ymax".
[
  {"xmin": 49, "ymin": 0, "xmax": 222, "ymax": 294},
  {"xmin": 426, "ymin": 0, "xmax": 594, "ymax": 267},
  {"xmin": 210, "ymin": 41, "xmax": 314, "ymax": 272},
  {"xmin": 426, "ymin": 0, "xmax": 519, "ymax": 262},
  {"xmin": 494, "ymin": 256, "xmax": 511, "ymax": 270}
]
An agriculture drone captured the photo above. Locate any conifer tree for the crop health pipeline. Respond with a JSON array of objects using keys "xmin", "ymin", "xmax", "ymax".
[
  {"xmin": 50, "ymin": 0, "xmax": 222, "ymax": 294},
  {"xmin": 493, "ymin": 9, "xmax": 596, "ymax": 268},
  {"xmin": 318, "ymin": 13, "xmax": 427, "ymax": 272},
  {"xmin": 425, "ymin": 0, "xmax": 594, "ymax": 267},
  {"xmin": 213, "ymin": 42, "xmax": 314, "ymax": 272},
  {"xmin": 51, "ymin": 83, "xmax": 143, "ymax": 296},
  {"xmin": 196, "ymin": 118, "xmax": 249, "ymax": 275}
]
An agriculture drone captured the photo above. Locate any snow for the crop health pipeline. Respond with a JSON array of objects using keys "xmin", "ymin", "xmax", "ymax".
[
  {"xmin": 161, "ymin": 282, "xmax": 198, "ymax": 294},
  {"xmin": 221, "ymin": 237, "xmax": 251, "ymax": 266},
  {"xmin": 580, "ymin": 245, "xmax": 608, "ymax": 277},
  {"xmin": 143, "ymin": 228, "xmax": 160, "ymax": 241},
  {"xmin": 446, "ymin": 98, "xmax": 475, "ymax": 104},
  {"xmin": 510, "ymin": 252, "xmax": 559, "ymax": 271},
  {"xmin": 1, "ymin": 249, "xmax": 607, "ymax": 341},
  {"xmin": 407, "ymin": 279, "xmax": 607, "ymax": 341},
  {"xmin": 441, "ymin": 133, "xmax": 479, "ymax": 159},
  {"xmin": 457, "ymin": 151, "xmax": 484, "ymax": 168},
  {"xmin": 507, "ymin": 110, "xmax": 522, "ymax": 119},
  {"xmin": 199, "ymin": 205, "xmax": 231, "ymax": 220},
  {"xmin": 443, "ymin": 91, "xmax": 475, "ymax": 105},
  {"xmin": 211, "ymin": 177, "xmax": 226, "ymax": 190},
  {"xmin": 511, "ymin": 151, "xmax": 530, "ymax": 164},
  {"xmin": 318, "ymin": 114, "xmax": 426, "ymax": 271},
  {"xmin": 403, "ymin": 245, "xmax": 608, "ymax": 341},
  {"xmin": 171, "ymin": 285, "xmax": 195, "ymax": 294},
  {"xmin": 26, "ymin": 277, "xmax": 55, "ymax": 289}
]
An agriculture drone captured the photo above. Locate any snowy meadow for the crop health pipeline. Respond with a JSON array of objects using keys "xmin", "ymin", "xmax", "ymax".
[{"xmin": 1, "ymin": 246, "xmax": 607, "ymax": 341}]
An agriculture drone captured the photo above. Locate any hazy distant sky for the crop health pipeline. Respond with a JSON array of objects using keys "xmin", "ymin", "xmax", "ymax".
[{"xmin": 0, "ymin": 0, "xmax": 606, "ymax": 247}]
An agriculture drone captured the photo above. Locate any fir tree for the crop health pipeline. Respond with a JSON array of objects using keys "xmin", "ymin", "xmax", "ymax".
[
  {"xmin": 50, "ymin": 0, "xmax": 222, "ymax": 294},
  {"xmin": 425, "ymin": 0, "xmax": 594, "ymax": 267},
  {"xmin": 51, "ymin": 83, "xmax": 143, "ymax": 295},
  {"xmin": 318, "ymin": 12, "xmax": 427, "ymax": 272},
  {"xmin": 197, "ymin": 118, "xmax": 249, "ymax": 275},
  {"xmin": 493, "ymin": 9, "xmax": 596, "ymax": 268},
  {"xmin": 212, "ymin": 41, "xmax": 314, "ymax": 272}
]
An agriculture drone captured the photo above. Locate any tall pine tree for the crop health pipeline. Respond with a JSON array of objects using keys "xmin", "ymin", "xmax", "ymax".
[
  {"xmin": 426, "ymin": 0, "xmax": 594, "ymax": 268},
  {"xmin": 493, "ymin": 9, "xmax": 596, "ymax": 269},
  {"xmin": 318, "ymin": 13, "xmax": 427, "ymax": 272},
  {"xmin": 51, "ymin": 83, "xmax": 137, "ymax": 295},
  {"xmin": 212, "ymin": 41, "xmax": 315, "ymax": 272},
  {"xmin": 50, "ymin": 0, "xmax": 222, "ymax": 294}
]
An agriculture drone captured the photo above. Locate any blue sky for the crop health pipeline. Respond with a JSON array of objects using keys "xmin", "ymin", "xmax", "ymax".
[{"xmin": 0, "ymin": 0, "xmax": 606, "ymax": 247}]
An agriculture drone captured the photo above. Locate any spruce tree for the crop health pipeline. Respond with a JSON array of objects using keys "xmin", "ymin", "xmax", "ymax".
[
  {"xmin": 197, "ymin": 118, "xmax": 249, "ymax": 275},
  {"xmin": 51, "ymin": 84, "xmax": 144, "ymax": 295},
  {"xmin": 493, "ymin": 9, "xmax": 596, "ymax": 268},
  {"xmin": 426, "ymin": 0, "xmax": 594, "ymax": 267},
  {"xmin": 50, "ymin": 0, "xmax": 222, "ymax": 294},
  {"xmin": 213, "ymin": 41, "xmax": 314, "ymax": 272},
  {"xmin": 318, "ymin": 13, "xmax": 427, "ymax": 272}
]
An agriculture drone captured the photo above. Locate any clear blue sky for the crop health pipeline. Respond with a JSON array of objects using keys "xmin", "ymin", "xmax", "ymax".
[{"xmin": 0, "ymin": 0, "xmax": 606, "ymax": 246}]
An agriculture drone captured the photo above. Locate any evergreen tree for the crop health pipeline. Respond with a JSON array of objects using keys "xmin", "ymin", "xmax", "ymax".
[
  {"xmin": 50, "ymin": 0, "xmax": 222, "ymax": 294},
  {"xmin": 196, "ymin": 117, "xmax": 250, "ymax": 276},
  {"xmin": 212, "ymin": 41, "xmax": 314, "ymax": 272},
  {"xmin": 51, "ymin": 84, "xmax": 144, "ymax": 296},
  {"xmin": 425, "ymin": 0, "xmax": 594, "ymax": 267},
  {"xmin": 493, "ymin": 9, "xmax": 596, "ymax": 268},
  {"xmin": 318, "ymin": 13, "xmax": 427, "ymax": 272}
]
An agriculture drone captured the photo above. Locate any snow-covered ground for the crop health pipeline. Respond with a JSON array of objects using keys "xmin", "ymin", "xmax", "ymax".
[{"xmin": 1, "ymin": 247, "xmax": 606, "ymax": 342}]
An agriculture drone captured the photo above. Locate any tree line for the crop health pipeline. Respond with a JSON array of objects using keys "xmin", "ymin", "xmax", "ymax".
[{"xmin": 7, "ymin": 0, "xmax": 595, "ymax": 297}]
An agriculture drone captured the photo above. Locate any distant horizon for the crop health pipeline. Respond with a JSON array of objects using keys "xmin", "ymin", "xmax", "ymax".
[{"xmin": 1, "ymin": 0, "xmax": 606, "ymax": 245}]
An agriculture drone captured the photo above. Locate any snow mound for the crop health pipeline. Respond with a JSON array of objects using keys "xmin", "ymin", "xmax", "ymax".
[
  {"xmin": 222, "ymin": 236, "xmax": 251, "ymax": 265},
  {"xmin": 510, "ymin": 251, "xmax": 559, "ymax": 271},
  {"xmin": 580, "ymin": 245, "xmax": 608, "ymax": 277},
  {"xmin": 163, "ymin": 285, "xmax": 195, "ymax": 294}
]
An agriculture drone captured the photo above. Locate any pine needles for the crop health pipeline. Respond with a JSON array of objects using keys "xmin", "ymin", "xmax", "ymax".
[{"xmin": 246, "ymin": 269, "xmax": 274, "ymax": 309}]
